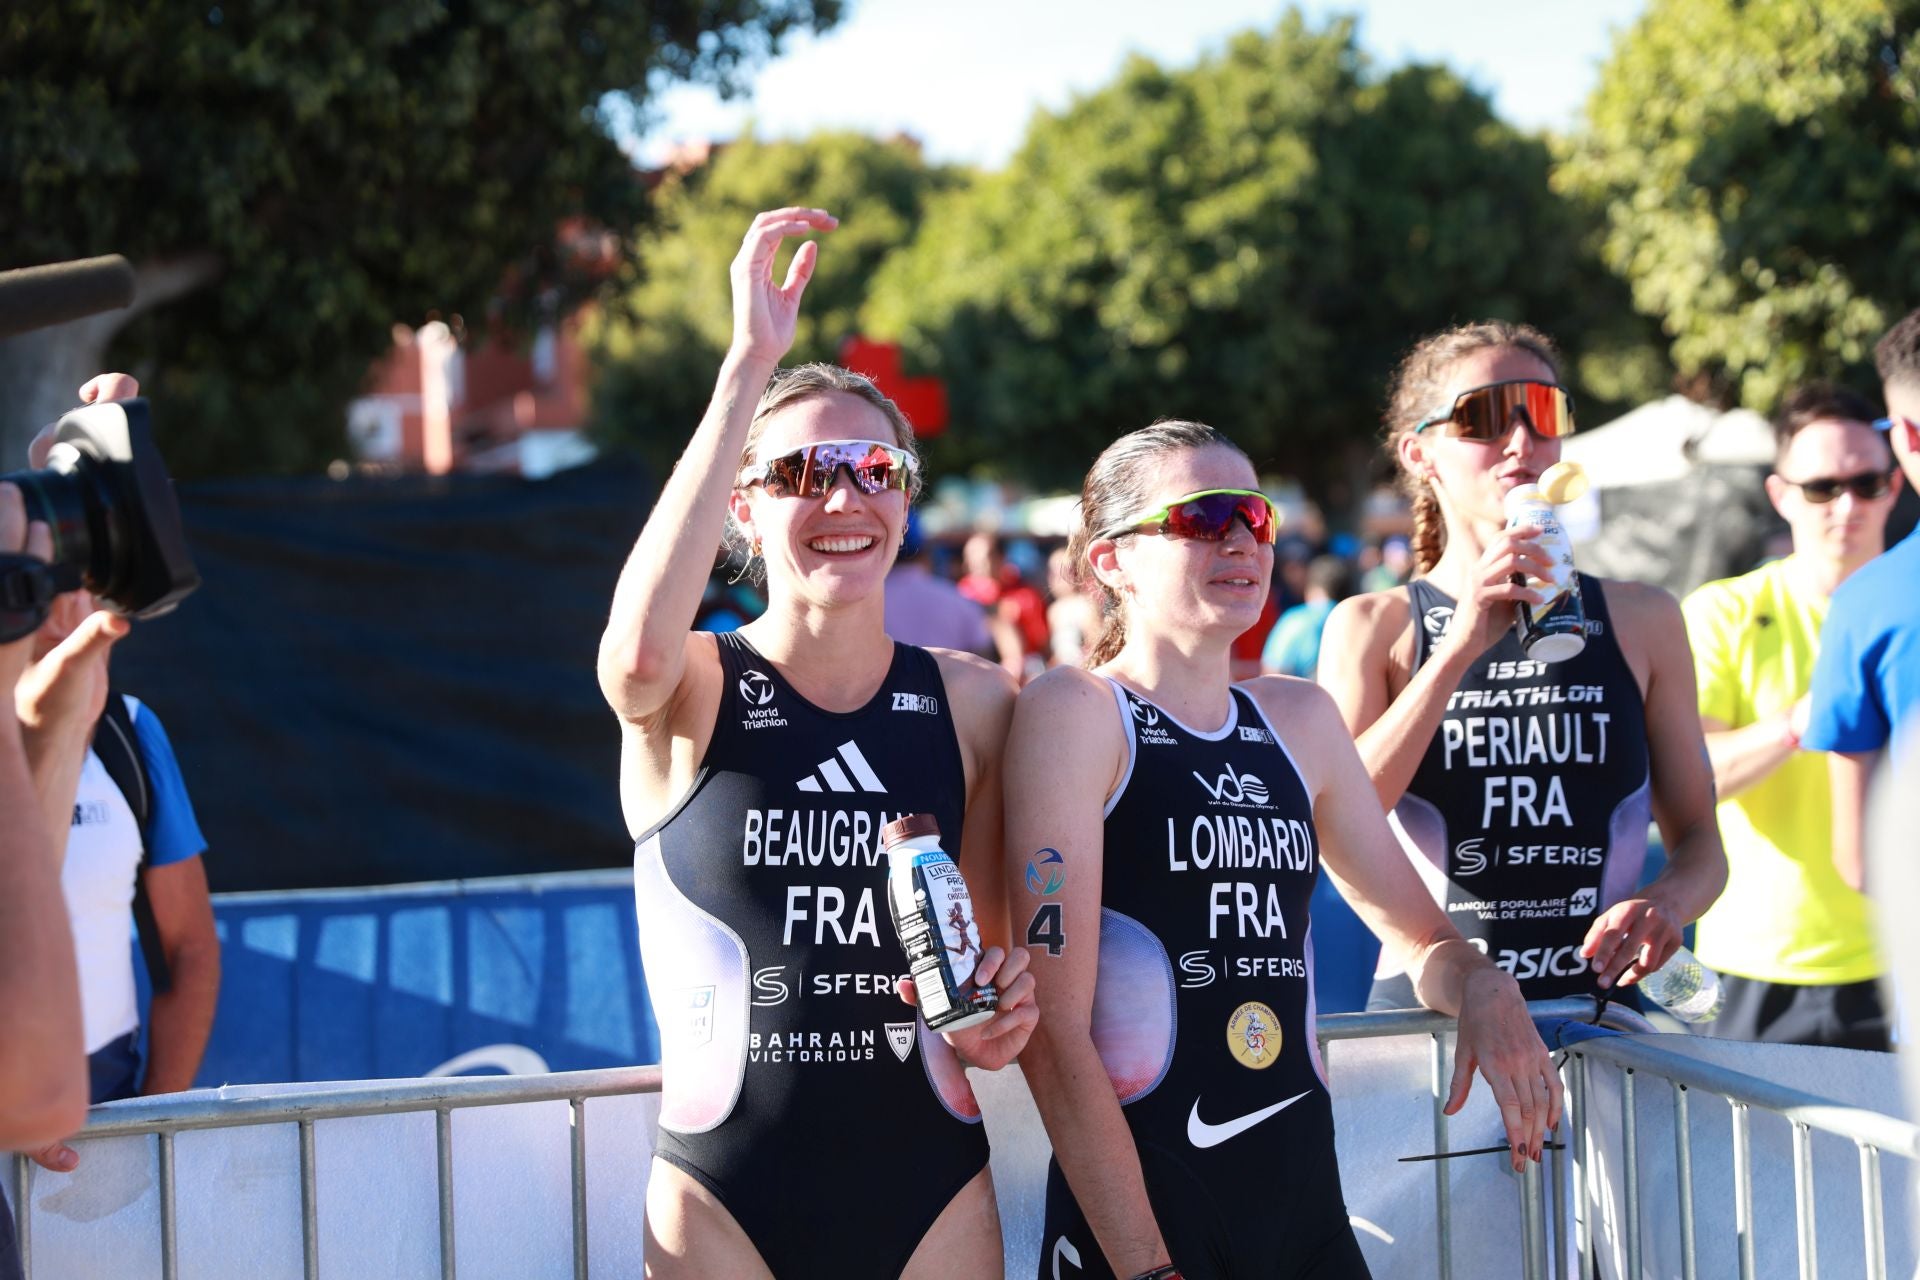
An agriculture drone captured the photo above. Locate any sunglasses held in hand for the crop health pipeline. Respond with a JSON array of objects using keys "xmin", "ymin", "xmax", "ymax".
[
  {"xmin": 1098, "ymin": 489, "xmax": 1280, "ymax": 544},
  {"xmin": 1416, "ymin": 380, "xmax": 1577, "ymax": 441},
  {"xmin": 738, "ymin": 439, "xmax": 918, "ymax": 499}
]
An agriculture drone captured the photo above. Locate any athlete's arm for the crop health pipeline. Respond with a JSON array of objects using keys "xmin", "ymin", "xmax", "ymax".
[
  {"xmin": 596, "ymin": 208, "xmax": 835, "ymax": 727},
  {"xmin": 1321, "ymin": 531, "xmax": 1551, "ymax": 809},
  {"xmin": 1828, "ymin": 750, "xmax": 1876, "ymax": 892},
  {"xmin": 910, "ymin": 650, "xmax": 1036, "ymax": 1072},
  {"xmin": 1247, "ymin": 676, "xmax": 1561, "ymax": 1170},
  {"xmin": 1004, "ymin": 668, "xmax": 1174, "ymax": 1277},
  {"xmin": 1581, "ymin": 583, "xmax": 1727, "ymax": 988}
]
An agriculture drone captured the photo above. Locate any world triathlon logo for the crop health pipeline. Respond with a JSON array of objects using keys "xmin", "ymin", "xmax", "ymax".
[
  {"xmin": 1128, "ymin": 698, "xmax": 1161, "ymax": 726},
  {"xmin": 1423, "ymin": 605, "xmax": 1454, "ymax": 640},
  {"xmin": 1025, "ymin": 848, "xmax": 1066, "ymax": 896},
  {"xmin": 738, "ymin": 670, "xmax": 776, "ymax": 706}
]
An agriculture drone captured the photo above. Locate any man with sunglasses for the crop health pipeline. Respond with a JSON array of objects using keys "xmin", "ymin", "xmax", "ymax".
[
  {"xmin": 1805, "ymin": 307, "xmax": 1920, "ymax": 897},
  {"xmin": 1679, "ymin": 384, "xmax": 1898, "ymax": 1050}
]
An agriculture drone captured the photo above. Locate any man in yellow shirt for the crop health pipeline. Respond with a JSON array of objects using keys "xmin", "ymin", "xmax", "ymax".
[{"xmin": 1681, "ymin": 384, "xmax": 1899, "ymax": 1050}]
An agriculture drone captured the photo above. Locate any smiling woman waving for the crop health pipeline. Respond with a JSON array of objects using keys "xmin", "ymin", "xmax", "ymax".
[{"xmin": 598, "ymin": 208, "xmax": 1036, "ymax": 1280}]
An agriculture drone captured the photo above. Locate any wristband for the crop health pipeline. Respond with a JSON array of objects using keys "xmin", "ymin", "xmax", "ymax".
[{"xmin": 1129, "ymin": 1268, "xmax": 1182, "ymax": 1280}]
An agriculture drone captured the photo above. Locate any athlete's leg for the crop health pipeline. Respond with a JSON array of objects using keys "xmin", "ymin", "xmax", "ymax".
[
  {"xmin": 902, "ymin": 1167, "xmax": 1005, "ymax": 1279},
  {"xmin": 642, "ymin": 1156, "xmax": 775, "ymax": 1280}
]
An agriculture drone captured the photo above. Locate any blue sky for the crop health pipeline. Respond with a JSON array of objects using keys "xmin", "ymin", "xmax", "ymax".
[{"xmin": 630, "ymin": 0, "xmax": 1649, "ymax": 169}]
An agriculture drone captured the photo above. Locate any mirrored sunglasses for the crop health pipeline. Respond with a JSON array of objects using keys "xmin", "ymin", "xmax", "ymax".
[
  {"xmin": 1415, "ymin": 380, "xmax": 1576, "ymax": 441},
  {"xmin": 739, "ymin": 439, "xmax": 918, "ymax": 499},
  {"xmin": 1099, "ymin": 489, "xmax": 1279, "ymax": 544},
  {"xmin": 1784, "ymin": 469, "xmax": 1895, "ymax": 504}
]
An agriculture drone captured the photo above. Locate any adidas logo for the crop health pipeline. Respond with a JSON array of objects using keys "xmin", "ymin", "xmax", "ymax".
[{"xmin": 796, "ymin": 741, "xmax": 888, "ymax": 794}]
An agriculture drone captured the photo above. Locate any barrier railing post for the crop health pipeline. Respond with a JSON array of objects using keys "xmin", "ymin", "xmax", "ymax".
[
  {"xmin": 1572, "ymin": 1054, "xmax": 1594, "ymax": 1280},
  {"xmin": 1622, "ymin": 1069, "xmax": 1640, "ymax": 1280},
  {"xmin": 1858, "ymin": 1143, "xmax": 1885, "ymax": 1280},
  {"xmin": 571, "ymin": 1097, "xmax": 588, "ymax": 1280},
  {"xmin": 1430, "ymin": 1030, "xmax": 1453, "ymax": 1280},
  {"xmin": 1732, "ymin": 1101, "xmax": 1756, "ymax": 1280},
  {"xmin": 12, "ymin": 1152, "xmax": 30, "ymax": 1280},
  {"xmin": 1792, "ymin": 1122, "xmax": 1818, "ymax": 1280},
  {"xmin": 158, "ymin": 1130, "xmax": 178, "ymax": 1280},
  {"xmin": 1673, "ymin": 1083, "xmax": 1696, "ymax": 1280},
  {"xmin": 299, "ymin": 1118, "xmax": 319, "ymax": 1280},
  {"xmin": 1519, "ymin": 1156, "xmax": 1548, "ymax": 1280},
  {"xmin": 437, "ymin": 1107, "xmax": 456, "ymax": 1280},
  {"xmin": 1548, "ymin": 1093, "xmax": 1570, "ymax": 1280}
]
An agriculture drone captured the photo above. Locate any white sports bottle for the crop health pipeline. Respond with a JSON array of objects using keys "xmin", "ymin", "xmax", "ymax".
[
  {"xmin": 1503, "ymin": 481, "xmax": 1587, "ymax": 662},
  {"xmin": 882, "ymin": 814, "xmax": 997, "ymax": 1032}
]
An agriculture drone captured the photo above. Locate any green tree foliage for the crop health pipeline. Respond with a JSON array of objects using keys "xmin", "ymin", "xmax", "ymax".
[
  {"xmin": 862, "ymin": 12, "xmax": 1653, "ymax": 502},
  {"xmin": 0, "ymin": 0, "xmax": 840, "ymax": 472},
  {"xmin": 1559, "ymin": 0, "xmax": 1920, "ymax": 409},
  {"xmin": 589, "ymin": 130, "xmax": 959, "ymax": 473}
]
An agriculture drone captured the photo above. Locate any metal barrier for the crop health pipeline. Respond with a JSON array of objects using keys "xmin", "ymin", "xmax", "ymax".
[
  {"xmin": 14, "ymin": 1000, "xmax": 1916, "ymax": 1278},
  {"xmin": 1315, "ymin": 998, "xmax": 1919, "ymax": 1280},
  {"xmin": 12, "ymin": 1065, "xmax": 661, "ymax": 1280}
]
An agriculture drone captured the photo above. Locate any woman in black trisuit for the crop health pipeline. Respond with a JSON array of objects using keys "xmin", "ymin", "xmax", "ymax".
[
  {"xmin": 1315, "ymin": 322, "xmax": 1725, "ymax": 1008},
  {"xmin": 1005, "ymin": 420, "xmax": 1561, "ymax": 1280},
  {"xmin": 598, "ymin": 208, "xmax": 1037, "ymax": 1279}
]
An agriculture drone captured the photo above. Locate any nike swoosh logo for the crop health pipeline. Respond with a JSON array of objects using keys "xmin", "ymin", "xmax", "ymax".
[{"xmin": 1186, "ymin": 1090, "xmax": 1311, "ymax": 1149}]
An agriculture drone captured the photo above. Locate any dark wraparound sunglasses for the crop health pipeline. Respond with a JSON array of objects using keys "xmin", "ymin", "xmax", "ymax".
[
  {"xmin": 1415, "ymin": 380, "xmax": 1577, "ymax": 441},
  {"xmin": 1781, "ymin": 469, "xmax": 1896, "ymax": 504},
  {"xmin": 1097, "ymin": 489, "xmax": 1279, "ymax": 544},
  {"xmin": 738, "ymin": 439, "xmax": 918, "ymax": 499}
]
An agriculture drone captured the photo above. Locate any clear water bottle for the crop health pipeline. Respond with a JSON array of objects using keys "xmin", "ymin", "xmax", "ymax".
[{"xmin": 1637, "ymin": 944, "xmax": 1723, "ymax": 1024}]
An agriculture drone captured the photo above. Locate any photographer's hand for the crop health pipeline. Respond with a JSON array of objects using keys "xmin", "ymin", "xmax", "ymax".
[
  {"xmin": 15, "ymin": 594, "xmax": 128, "ymax": 867},
  {"xmin": 27, "ymin": 372, "xmax": 141, "ymax": 466}
]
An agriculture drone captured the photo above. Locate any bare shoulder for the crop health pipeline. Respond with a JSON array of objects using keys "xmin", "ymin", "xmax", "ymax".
[
  {"xmin": 1013, "ymin": 663, "xmax": 1115, "ymax": 724},
  {"xmin": 1007, "ymin": 665, "xmax": 1127, "ymax": 797},
  {"xmin": 1596, "ymin": 576, "xmax": 1682, "ymax": 626},
  {"xmin": 1325, "ymin": 586, "xmax": 1413, "ymax": 650},
  {"xmin": 1238, "ymin": 675, "xmax": 1357, "ymax": 799},
  {"xmin": 930, "ymin": 646, "xmax": 1020, "ymax": 711},
  {"xmin": 1595, "ymin": 576, "xmax": 1688, "ymax": 650},
  {"xmin": 1239, "ymin": 673, "xmax": 1348, "ymax": 739}
]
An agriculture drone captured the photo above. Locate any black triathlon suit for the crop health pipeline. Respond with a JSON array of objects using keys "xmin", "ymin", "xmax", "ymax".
[
  {"xmin": 634, "ymin": 632, "xmax": 988, "ymax": 1279},
  {"xmin": 1038, "ymin": 680, "xmax": 1371, "ymax": 1280},
  {"xmin": 1368, "ymin": 574, "xmax": 1652, "ymax": 1009}
]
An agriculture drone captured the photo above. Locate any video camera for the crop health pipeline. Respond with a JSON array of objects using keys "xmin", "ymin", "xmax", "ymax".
[{"xmin": 0, "ymin": 256, "xmax": 201, "ymax": 643}]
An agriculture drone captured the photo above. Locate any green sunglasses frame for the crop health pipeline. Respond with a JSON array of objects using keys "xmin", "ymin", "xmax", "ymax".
[{"xmin": 1096, "ymin": 488, "xmax": 1279, "ymax": 543}]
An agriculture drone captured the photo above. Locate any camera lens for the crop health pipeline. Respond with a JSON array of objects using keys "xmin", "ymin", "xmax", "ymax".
[{"xmin": 0, "ymin": 398, "xmax": 199, "ymax": 619}]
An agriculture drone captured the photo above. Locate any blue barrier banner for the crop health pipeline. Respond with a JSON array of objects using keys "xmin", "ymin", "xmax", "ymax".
[{"xmin": 176, "ymin": 871, "xmax": 661, "ymax": 1085}]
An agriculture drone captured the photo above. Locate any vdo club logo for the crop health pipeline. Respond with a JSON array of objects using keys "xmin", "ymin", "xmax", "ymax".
[
  {"xmin": 738, "ymin": 670, "xmax": 776, "ymax": 706},
  {"xmin": 1193, "ymin": 762, "xmax": 1270, "ymax": 806}
]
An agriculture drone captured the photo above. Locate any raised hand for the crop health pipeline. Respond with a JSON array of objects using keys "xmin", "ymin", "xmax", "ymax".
[
  {"xmin": 1441, "ymin": 525, "xmax": 1556, "ymax": 659},
  {"xmin": 730, "ymin": 207, "xmax": 837, "ymax": 366}
]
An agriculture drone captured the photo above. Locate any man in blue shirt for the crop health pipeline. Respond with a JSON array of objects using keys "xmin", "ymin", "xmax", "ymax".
[{"xmin": 1805, "ymin": 308, "xmax": 1920, "ymax": 890}]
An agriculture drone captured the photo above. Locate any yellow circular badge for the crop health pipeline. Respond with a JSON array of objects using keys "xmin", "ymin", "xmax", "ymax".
[{"xmin": 1226, "ymin": 1001, "xmax": 1281, "ymax": 1070}]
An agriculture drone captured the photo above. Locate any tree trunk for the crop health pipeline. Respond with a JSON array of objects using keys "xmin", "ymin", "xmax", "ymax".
[{"xmin": 0, "ymin": 254, "xmax": 221, "ymax": 469}]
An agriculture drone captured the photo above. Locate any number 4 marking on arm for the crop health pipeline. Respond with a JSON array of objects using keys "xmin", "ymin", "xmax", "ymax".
[{"xmin": 1026, "ymin": 903, "xmax": 1065, "ymax": 956}]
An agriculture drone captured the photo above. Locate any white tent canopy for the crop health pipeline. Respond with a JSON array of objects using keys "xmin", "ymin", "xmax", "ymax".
[{"xmin": 1562, "ymin": 394, "xmax": 1773, "ymax": 489}]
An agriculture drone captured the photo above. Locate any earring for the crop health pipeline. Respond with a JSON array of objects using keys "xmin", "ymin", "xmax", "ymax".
[{"xmin": 750, "ymin": 537, "xmax": 763, "ymax": 558}]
